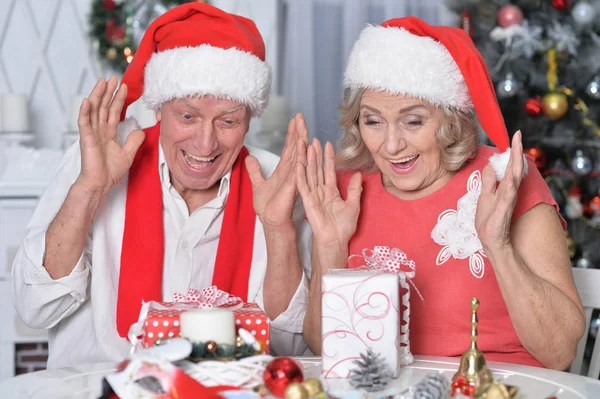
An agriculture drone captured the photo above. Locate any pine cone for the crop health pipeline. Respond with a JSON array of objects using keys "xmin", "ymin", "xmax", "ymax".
[
  {"xmin": 348, "ymin": 348, "xmax": 393, "ymax": 392},
  {"xmin": 414, "ymin": 373, "xmax": 450, "ymax": 399}
]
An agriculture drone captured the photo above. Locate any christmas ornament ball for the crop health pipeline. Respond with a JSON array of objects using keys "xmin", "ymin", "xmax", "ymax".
[
  {"xmin": 302, "ymin": 378, "xmax": 324, "ymax": 397},
  {"xmin": 589, "ymin": 195, "xmax": 600, "ymax": 215},
  {"xmin": 566, "ymin": 235, "xmax": 576, "ymax": 258},
  {"xmin": 551, "ymin": 0, "xmax": 572, "ymax": 11},
  {"xmin": 576, "ymin": 257, "xmax": 592, "ymax": 269},
  {"xmin": 496, "ymin": 73, "xmax": 520, "ymax": 99},
  {"xmin": 541, "ymin": 92, "xmax": 569, "ymax": 120},
  {"xmin": 497, "ymin": 4, "xmax": 524, "ymax": 27},
  {"xmin": 585, "ymin": 76, "xmax": 600, "ymax": 100},
  {"xmin": 571, "ymin": 149, "xmax": 593, "ymax": 176},
  {"xmin": 106, "ymin": 47, "xmax": 118, "ymax": 60},
  {"xmin": 205, "ymin": 340, "xmax": 218, "ymax": 354},
  {"xmin": 572, "ymin": 1, "xmax": 596, "ymax": 26},
  {"xmin": 263, "ymin": 357, "xmax": 304, "ymax": 398},
  {"xmin": 524, "ymin": 97, "xmax": 542, "ymax": 117},
  {"xmin": 284, "ymin": 383, "xmax": 309, "ymax": 399},
  {"xmin": 524, "ymin": 146, "xmax": 547, "ymax": 169}
]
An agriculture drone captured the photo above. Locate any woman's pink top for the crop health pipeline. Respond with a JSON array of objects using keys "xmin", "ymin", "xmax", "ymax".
[{"xmin": 337, "ymin": 145, "xmax": 564, "ymax": 367}]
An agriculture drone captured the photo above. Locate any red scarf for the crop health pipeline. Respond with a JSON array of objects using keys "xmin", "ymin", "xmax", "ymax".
[{"xmin": 116, "ymin": 123, "xmax": 256, "ymax": 337}]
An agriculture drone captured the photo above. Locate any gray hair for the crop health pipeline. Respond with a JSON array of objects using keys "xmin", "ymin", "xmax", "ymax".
[{"xmin": 336, "ymin": 87, "xmax": 478, "ymax": 172}]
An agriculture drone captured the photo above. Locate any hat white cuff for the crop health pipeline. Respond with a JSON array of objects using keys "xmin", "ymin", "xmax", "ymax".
[
  {"xmin": 488, "ymin": 149, "xmax": 529, "ymax": 181},
  {"xmin": 344, "ymin": 25, "xmax": 472, "ymax": 110},
  {"xmin": 143, "ymin": 45, "xmax": 271, "ymax": 116}
]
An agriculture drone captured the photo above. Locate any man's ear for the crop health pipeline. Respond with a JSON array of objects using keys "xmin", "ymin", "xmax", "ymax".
[{"xmin": 155, "ymin": 108, "xmax": 162, "ymax": 122}]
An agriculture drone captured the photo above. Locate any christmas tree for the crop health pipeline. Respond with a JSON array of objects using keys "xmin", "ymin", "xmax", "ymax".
[
  {"xmin": 445, "ymin": 0, "xmax": 600, "ymax": 270},
  {"xmin": 89, "ymin": 0, "xmax": 191, "ymax": 73},
  {"xmin": 348, "ymin": 348, "xmax": 393, "ymax": 392}
]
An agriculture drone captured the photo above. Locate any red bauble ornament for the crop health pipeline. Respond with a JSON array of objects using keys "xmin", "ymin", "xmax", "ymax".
[
  {"xmin": 106, "ymin": 18, "xmax": 115, "ymax": 41},
  {"xmin": 114, "ymin": 26, "xmax": 125, "ymax": 40},
  {"xmin": 263, "ymin": 357, "xmax": 304, "ymax": 398},
  {"xmin": 524, "ymin": 146, "xmax": 547, "ymax": 169},
  {"xmin": 551, "ymin": 0, "xmax": 572, "ymax": 11},
  {"xmin": 497, "ymin": 5, "xmax": 524, "ymax": 28},
  {"xmin": 103, "ymin": 0, "xmax": 116, "ymax": 10},
  {"xmin": 460, "ymin": 11, "xmax": 473, "ymax": 37},
  {"xmin": 524, "ymin": 96, "xmax": 542, "ymax": 117},
  {"xmin": 584, "ymin": 196, "xmax": 600, "ymax": 216}
]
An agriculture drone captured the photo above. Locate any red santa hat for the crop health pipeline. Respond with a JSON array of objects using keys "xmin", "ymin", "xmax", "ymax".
[
  {"xmin": 119, "ymin": 2, "xmax": 271, "ymax": 121},
  {"xmin": 344, "ymin": 17, "xmax": 523, "ymax": 180}
]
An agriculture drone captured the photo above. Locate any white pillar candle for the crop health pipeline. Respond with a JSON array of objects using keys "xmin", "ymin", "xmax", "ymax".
[
  {"xmin": 68, "ymin": 95, "xmax": 86, "ymax": 133},
  {"xmin": 260, "ymin": 95, "xmax": 289, "ymax": 133},
  {"xmin": 2, "ymin": 94, "xmax": 30, "ymax": 132},
  {"xmin": 179, "ymin": 308, "xmax": 236, "ymax": 346}
]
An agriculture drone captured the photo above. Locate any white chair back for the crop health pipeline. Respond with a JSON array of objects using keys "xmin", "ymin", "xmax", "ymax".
[{"xmin": 570, "ymin": 268, "xmax": 600, "ymax": 378}]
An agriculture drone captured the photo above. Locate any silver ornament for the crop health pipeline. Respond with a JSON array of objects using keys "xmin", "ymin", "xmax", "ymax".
[
  {"xmin": 496, "ymin": 72, "xmax": 520, "ymax": 99},
  {"xmin": 571, "ymin": 150, "xmax": 593, "ymax": 176},
  {"xmin": 576, "ymin": 257, "xmax": 592, "ymax": 268},
  {"xmin": 586, "ymin": 76, "xmax": 600, "ymax": 100},
  {"xmin": 128, "ymin": 0, "xmax": 172, "ymax": 46},
  {"xmin": 572, "ymin": 1, "xmax": 596, "ymax": 26},
  {"xmin": 591, "ymin": 316, "xmax": 600, "ymax": 339}
]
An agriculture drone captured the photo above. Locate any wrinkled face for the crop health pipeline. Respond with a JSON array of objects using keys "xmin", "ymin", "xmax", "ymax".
[
  {"xmin": 359, "ymin": 89, "xmax": 451, "ymax": 199},
  {"xmin": 156, "ymin": 96, "xmax": 250, "ymax": 194}
]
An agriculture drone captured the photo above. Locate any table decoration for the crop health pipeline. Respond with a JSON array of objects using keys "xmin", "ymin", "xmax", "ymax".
[
  {"xmin": 451, "ymin": 298, "xmax": 518, "ymax": 399},
  {"xmin": 348, "ymin": 348, "xmax": 393, "ymax": 392},
  {"xmin": 321, "ymin": 268, "xmax": 400, "ymax": 380},
  {"xmin": 128, "ymin": 286, "xmax": 270, "ymax": 355},
  {"xmin": 263, "ymin": 357, "xmax": 305, "ymax": 398}
]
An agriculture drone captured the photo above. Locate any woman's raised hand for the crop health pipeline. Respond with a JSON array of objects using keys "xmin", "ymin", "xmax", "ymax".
[
  {"xmin": 476, "ymin": 131, "xmax": 525, "ymax": 253},
  {"xmin": 296, "ymin": 136, "xmax": 362, "ymax": 249}
]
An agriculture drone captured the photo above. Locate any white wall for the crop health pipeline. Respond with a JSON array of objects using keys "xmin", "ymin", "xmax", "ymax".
[{"xmin": 0, "ymin": 0, "xmax": 280, "ymax": 150}]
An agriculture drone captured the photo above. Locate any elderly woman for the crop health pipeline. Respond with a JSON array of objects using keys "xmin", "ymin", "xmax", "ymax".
[{"xmin": 297, "ymin": 17, "xmax": 584, "ymax": 370}]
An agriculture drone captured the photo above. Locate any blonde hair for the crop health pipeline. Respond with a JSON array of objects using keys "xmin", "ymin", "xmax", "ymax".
[{"xmin": 336, "ymin": 87, "xmax": 478, "ymax": 172}]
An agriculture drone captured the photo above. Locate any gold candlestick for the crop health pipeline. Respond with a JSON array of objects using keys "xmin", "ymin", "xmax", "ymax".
[{"xmin": 452, "ymin": 298, "xmax": 494, "ymax": 398}]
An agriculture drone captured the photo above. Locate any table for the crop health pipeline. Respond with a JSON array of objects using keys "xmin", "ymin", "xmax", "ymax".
[{"xmin": 0, "ymin": 356, "xmax": 599, "ymax": 398}]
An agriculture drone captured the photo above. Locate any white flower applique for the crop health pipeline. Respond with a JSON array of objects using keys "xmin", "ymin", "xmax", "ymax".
[{"xmin": 430, "ymin": 170, "xmax": 487, "ymax": 278}]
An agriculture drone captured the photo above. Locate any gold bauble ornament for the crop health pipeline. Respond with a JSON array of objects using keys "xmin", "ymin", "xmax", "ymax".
[
  {"xmin": 541, "ymin": 92, "xmax": 569, "ymax": 120},
  {"xmin": 480, "ymin": 381, "xmax": 519, "ymax": 398},
  {"xmin": 205, "ymin": 340, "xmax": 218, "ymax": 354},
  {"xmin": 284, "ymin": 382, "xmax": 309, "ymax": 399},
  {"xmin": 257, "ymin": 340, "xmax": 267, "ymax": 353},
  {"xmin": 302, "ymin": 378, "xmax": 324, "ymax": 396},
  {"xmin": 106, "ymin": 47, "xmax": 118, "ymax": 60},
  {"xmin": 566, "ymin": 234, "xmax": 576, "ymax": 259}
]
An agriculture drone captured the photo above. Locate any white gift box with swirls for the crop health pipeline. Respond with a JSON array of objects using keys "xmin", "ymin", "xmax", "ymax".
[{"xmin": 321, "ymin": 270, "xmax": 399, "ymax": 378}]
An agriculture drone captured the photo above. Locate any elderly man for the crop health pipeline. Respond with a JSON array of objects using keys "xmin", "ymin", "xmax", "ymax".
[{"xmin": 11, "ymin": 3, "xmax": 310, "ymax": 368}]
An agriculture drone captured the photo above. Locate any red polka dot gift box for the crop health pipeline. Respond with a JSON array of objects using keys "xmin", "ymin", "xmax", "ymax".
[{"xmin": 137, "ymin": 287, "xmax": 270, "ymax": 353}]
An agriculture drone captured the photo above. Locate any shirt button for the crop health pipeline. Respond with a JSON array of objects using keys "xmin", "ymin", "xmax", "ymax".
[{"xmin": 181, "ymin": 240, "xmax": 188, "ymax": 250}]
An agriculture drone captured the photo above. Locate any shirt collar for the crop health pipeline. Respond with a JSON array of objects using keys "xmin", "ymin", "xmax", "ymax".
[{"xmin": 158, "ymin": 144, "xmax": 232, "ymax": 199}]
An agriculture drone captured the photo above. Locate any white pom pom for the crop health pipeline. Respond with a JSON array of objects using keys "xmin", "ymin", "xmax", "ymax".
[
  {"xmin": 117, "ymin": 117, "xmax": 142, "ymax": 146},
  {"xmin": 488, "ymin": 148, "xmax": 528, "ymax": 181}
]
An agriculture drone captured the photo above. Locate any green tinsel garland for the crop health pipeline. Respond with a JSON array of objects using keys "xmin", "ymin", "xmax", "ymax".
[{"xmin": 89, "ymin": 0, "xmax": 191, "ymax": 73}]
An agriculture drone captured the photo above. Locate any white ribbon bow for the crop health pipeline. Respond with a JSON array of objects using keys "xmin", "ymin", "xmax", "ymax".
[
  {"xmin": 360, "ymin": 246, "xmax": 424, "ymax": 302},
  {"xmin": 172, "ymin": 286, "xmax": 243, "ymax": 309}
]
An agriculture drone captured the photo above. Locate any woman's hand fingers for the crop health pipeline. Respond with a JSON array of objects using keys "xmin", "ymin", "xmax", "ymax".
[
  {"xmin": 313, "ymin": 138, "xmax": 324, "ymax": 186},
  {"xmin": 306, "ymin": 144, "xmax": 318, "ymax": 191}
]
